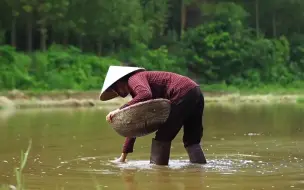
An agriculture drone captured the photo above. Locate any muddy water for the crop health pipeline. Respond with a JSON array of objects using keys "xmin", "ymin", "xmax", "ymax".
[{"xmin": 0, "ymin": 104, "xmax": 303, "ymax": 190}]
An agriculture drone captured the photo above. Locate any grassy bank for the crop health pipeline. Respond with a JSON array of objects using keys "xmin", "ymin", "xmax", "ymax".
[
  {"xmin": 0, "ymin": 90, "xmax": 127, "ymax": 110},
  {"xmin": 2, "ymin": 83, "xmax": 304, "ymax": 98},
  {"xmin": 1, "ymin": 85, "xmax": 304, "ymax": 110},
  {"xmin": 200, "ymin": 83, "xmax": 304, "ymax": 95}
]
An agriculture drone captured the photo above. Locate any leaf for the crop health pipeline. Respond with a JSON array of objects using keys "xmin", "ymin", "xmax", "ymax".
[
  {"xmin": 12, "ymin": 10, "xmax": 19, "ymax": 17},
  {"xmin": 22, "ymin": 5, "xmax": 33, "ymax": 13}
]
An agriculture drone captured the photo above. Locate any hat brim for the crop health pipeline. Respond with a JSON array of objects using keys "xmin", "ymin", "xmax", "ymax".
[{"xmin": 99, "ymin": 89, "xmax": 119, "ymax": 101}]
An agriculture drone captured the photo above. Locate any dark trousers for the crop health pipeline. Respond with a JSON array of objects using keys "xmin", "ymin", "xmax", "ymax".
[{"xmin": 154, "ymin": 86, "xmax": 204, "ymax": 147}]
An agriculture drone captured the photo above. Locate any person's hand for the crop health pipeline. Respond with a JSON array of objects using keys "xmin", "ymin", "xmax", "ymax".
[
  {"xmin": 112, "ymin": 153, "xmax": 128, "ymax": 163},
  {"xmin": 106, "ymin": 109, "xmax": 120, "ymax": 123}
]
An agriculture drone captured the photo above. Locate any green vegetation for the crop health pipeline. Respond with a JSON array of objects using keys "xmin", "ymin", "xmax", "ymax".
[
  {"xmin": 0, "ymin": 0, "xmax": 304, "ymax": 93},
  {"xmin": 201, "ymin": 84, "xmax": 304, "ymax": 95},
  {"xmin": 296, "ymin": 97, "xmax": 304, "ymax": 104}
]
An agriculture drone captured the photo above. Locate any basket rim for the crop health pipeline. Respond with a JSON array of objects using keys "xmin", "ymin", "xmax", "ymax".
[{"xmin": 118, "ymin": 98, "xmax": 171, "ymax": 111}]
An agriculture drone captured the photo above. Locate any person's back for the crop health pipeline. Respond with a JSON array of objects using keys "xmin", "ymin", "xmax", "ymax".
[{"xmin": 128, "ymin": 70, "xmax": 199, "ymax": 104}]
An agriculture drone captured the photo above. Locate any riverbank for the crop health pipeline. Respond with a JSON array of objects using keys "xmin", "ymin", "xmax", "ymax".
[{"xmin": 0, "ymin": 89, "xmax": 304, "ymax": 110}]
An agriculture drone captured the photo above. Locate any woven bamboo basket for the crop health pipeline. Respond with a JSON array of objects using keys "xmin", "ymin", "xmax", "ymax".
[{"xmin": 108, "ymin": 99, "xmax": 171, "ymax": 137}]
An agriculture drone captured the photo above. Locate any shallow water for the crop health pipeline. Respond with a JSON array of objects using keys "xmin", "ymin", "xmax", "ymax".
[{"xmin": 0, "ymin": 104, "xmax": 303, "ymax": 189}]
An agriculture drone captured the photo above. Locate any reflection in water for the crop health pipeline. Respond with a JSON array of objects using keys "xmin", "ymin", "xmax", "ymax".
[
  {"xmin": 121, "ymin": 169, "xmax": 137, "ymax": 190},
  {"xmin": 0, "ymin": 104, "xmax": 303, "ymax": 189}
]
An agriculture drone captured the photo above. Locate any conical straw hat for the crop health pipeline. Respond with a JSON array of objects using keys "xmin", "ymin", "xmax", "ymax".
[{"xmin": 99, "ymin": 65, "xmax": 145, "ymax": 101}]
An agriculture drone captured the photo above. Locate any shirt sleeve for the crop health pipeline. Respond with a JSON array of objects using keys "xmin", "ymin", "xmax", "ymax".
[
  {"xmin": 122, "ymin": 137, "xmax": 136, "ymax": 153},
  {"xmin": 120, "ymin": 73, "xmax": 153, "ymax": 109},
  {"xmin": 120, "ymin": 74, "xmax": 152, "ymax": 153}
]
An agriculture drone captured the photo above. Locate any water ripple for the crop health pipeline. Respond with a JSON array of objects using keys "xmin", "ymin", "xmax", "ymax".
[{"xmin": 54, "ymin": 153, "xmax": 303, "ymax": 178}]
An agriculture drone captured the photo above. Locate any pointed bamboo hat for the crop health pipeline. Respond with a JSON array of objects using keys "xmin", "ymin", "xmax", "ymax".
[{"xmin": 99, "ymin": 65, "xmax": 145, "ymax": 101}]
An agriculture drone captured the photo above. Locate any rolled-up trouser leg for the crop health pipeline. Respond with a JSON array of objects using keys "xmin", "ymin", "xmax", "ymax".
[
  {"xmin": 150, "ymin": 138, "xmax": 171, "ymax": 165},
  {"xmin": 185, "ymin": 144, "xmax": 207, "ymax": 164}
]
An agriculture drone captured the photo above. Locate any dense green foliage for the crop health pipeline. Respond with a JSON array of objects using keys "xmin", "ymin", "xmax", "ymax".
[{"xmin": 0, "ymin": 0, "xmax": 304, "ymax": 91}]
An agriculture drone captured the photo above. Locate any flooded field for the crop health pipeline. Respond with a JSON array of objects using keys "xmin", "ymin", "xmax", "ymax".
[{"xmin": 0, "ymin": 104, "xmax": 303, "ymax": 189}]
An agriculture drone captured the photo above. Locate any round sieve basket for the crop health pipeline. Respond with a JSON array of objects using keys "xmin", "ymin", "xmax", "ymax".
[{"xmin": 108, "ymin": 98, "xmax": 171, "ymax": 137}]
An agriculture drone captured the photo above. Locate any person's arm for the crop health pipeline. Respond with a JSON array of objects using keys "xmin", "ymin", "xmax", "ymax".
[
  {"xmin": 115, "ymin": 137, "xmax": 136, "ymax": 162},
  {"xmin": 116, "ymin": 74, "xmax": 153, "ymax": 162},
  {"xmin": 121, "ymin": 74, "xmax": 153, "ymax": 109}
]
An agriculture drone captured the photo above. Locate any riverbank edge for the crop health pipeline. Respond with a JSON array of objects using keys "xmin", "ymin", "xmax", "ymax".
[{"xmin": 0, "ymin": 90, "xmax": 303, "ymax": 110}]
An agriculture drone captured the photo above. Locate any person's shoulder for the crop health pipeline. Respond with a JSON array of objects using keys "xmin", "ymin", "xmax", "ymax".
[
  {"xmin": 128, "ymin": 70, "xmax": 147, "ymax": 81},
  {"xmin": 133, "ymin": 70, "xmax": 189, "ymax": 78},
  {"xmin": 153, "ymin": 70, "xmax": 186, "ymax": 77},
  {"xmin": 131, "ymin": 70, "xmax": 147, "ymax": 77},
  {"xmin": 148, "ymin": 70, "xmax": 174, "ymax": 75}
]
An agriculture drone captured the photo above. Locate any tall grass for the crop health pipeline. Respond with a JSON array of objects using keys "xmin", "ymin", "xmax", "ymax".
[{"xmin": 15, "ymin": 140, "xmax": 32, "ymax": 190}]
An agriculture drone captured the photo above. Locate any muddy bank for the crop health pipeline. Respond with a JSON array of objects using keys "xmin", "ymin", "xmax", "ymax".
[
  {"xmin": 0, "ymin": 90, "xmax": 303, "ymax": 110},
  {"xmin": 0, "ymin": 90, "xmax": 129, "ymax": 110}
]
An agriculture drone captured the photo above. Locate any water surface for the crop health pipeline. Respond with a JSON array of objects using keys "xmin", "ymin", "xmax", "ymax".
[{"xmin": 0, "ymin": 104, "xmax": 303, "ymax": 189}]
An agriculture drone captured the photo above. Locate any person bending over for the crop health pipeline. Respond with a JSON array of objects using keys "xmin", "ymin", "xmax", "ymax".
[{"xmin": 99, "ymin": 65, "xmax": 207, "ymax": 165}]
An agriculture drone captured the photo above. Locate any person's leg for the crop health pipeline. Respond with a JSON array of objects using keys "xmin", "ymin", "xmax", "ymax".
[
  {"xmin": 154, "ymin": 104, "xmax": 184, "ymax": 142},
  {"xmin": 183, "ymin": 89, "xmax": 207, "ymax": 164},
  {"xmin": 150, "ymin": 138, "xmax": 172, "ymax": 165},
  {"xmin": 150, "ymin": 103, "xmax": 185, "ymax": 165}
]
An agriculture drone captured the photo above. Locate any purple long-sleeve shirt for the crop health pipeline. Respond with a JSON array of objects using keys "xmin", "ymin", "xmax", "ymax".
[{"xmin": 120, "ymin": 71, "xmax": 199, "ymax": 153}]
